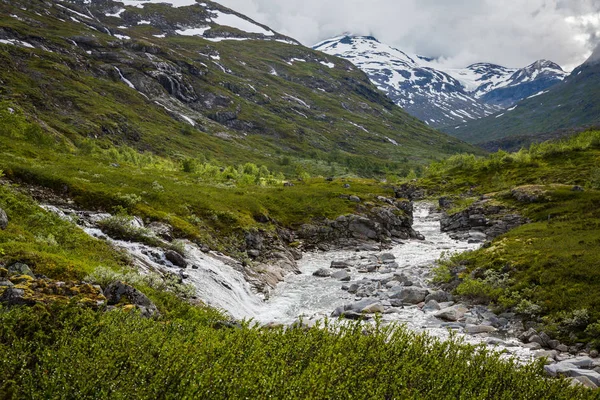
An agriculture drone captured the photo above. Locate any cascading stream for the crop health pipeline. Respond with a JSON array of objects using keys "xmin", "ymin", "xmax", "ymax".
[{"xmin": 43, "ymin": 202, "xmax": 536, "ymax": 362}]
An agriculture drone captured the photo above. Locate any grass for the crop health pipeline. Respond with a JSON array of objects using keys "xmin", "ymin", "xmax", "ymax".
[
  {"xmin": 421, "ymin": 130, "xmax": 600, "ymax": 345},
  {"xmin": 0, "ymin": 302, "xmax": 592, "ymax": 400}
]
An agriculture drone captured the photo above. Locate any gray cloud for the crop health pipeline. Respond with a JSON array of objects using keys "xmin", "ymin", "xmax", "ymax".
[{"xmin": 215, "ymin": 0, "xmax": 600, "ymax": 70}]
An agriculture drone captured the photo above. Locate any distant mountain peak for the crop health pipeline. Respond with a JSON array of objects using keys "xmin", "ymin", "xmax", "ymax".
[{"xmin": 314, "ymin": 35, "xmax": 567, "ymax": 127}]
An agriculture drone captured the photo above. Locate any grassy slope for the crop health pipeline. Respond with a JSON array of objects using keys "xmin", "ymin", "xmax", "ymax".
[
  {"xmin": 0, "ymin": 155, "xmax": 590, "ymax": 399},
  {"xmin": 420, "ymin": 130, "xmax": 600, "ymax": 345},
  {"xmin": 0, "ymin": 0, "xmax": 477, "ymax": 178},
  {"xmin": 445, "ymin": 63, "xmax": 600, "ymax": 144}
]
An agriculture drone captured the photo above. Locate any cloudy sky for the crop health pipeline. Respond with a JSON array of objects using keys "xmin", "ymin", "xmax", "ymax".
[{"xmin": 217, "ymin": 0, "xmax": 600, "ymax": 71}]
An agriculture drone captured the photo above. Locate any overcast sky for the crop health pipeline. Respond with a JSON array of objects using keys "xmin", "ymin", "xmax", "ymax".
[{"xmin": 216, "ymin": 0, "xmax": 600, "ymax": 71}]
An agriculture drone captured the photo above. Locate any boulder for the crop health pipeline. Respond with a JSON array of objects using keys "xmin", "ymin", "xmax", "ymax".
[
  {"xmin": 389, "ymin": 287, "xmax": 429, "ymax": 304},
  {"xmin": 569, "ymin": 356, "xmax": 595, "ymax": 368},
  {"xmin": 361, "ymin": 303, "xmax": 384, "ymax": 314},
  {"xmin": 556, "ymin": 344, "xmax": 569, "ymax": 353},
  {"xmin": 0, "ymin": 287, "xmax": 35, "ymax": 306},
  {"xmin": 425, "ymin": 290, "xmax": 453, "ymax": 303},
  {"xmin": 0, "ymin": 208, "xmax": 7, "ymax": 230},
  {"xmin": 103, "ymin": 281, "xmax": 159, "ymax": 318},
  {"xmin": 572, "ymin": 376, "xmax": 598, "ymax": 389},
  {"xmin": 7, "ymin": 263, "xmax": 34, "ymax": 278},
  {"xmin": 312, "ymin": 268, "xmax": 331, "ymax": 278},
  {"xmin": 568, "ymin": 370, "xmax": 600, "ymax": 386},
  {"xmin": 534, "ymin": 350, "xmax": 558, "ymax": 361},
  {"xmin": 331, "ymin": 260, "xmax": 352, "ymax": 269},
  {"xmin": 465, "ymin": 324, "xmax": 497, "ymax": 334},
  {"xmin": 165, "ymin": 250, "xmax": 187, "ymax": 268},
  {"xmin": 435, "ymin": 306, "xmax": 467, "ymax": 322},
  {"xmin": 380, "ymin": 253, "xmax": 396, "ymax": 263},
  {"xmin": 422, "ymin": 300, "xmax": 441, "ymax": 312},
  {"xmin": 332, "ymin": 270, "xmax": 351, "ymax": 282},
  {"xmin": 349, "ymin": 196, "xmax": 361, "ymax": 203}
]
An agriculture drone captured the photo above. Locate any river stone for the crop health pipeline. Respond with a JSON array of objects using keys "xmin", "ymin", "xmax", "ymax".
[
  {"xmin": 332, "ymin": 270, "xmax": 351, "ymax": 281},
  {"xmin": 573, "ymin": 376, "xmax": 598, "ymax": 389},
  {"xmin": 547, "ymin": 339, "xmax": 560, "ymax": 349},
  {"xmin": 0, "ymin": 208, "xmax": 7, "ymax": 230},
  {"xmin": 104, "ymin": 281, "xmax": 159, "ymax": 318},
  {"xmin": 523, "ymin": 343, "xmax": 542, "ymax": 350},
  {"xmin": 529, "ymin": 335, "xmax": 544, "ymax": 346},
  {"xmin": 0, "ymin": 280, "xmax": 14, "ymax": 287},
  {"xmin": 569, "ymin": 356, "xmax": 595, "ymax": 368},
  {"xmin": 392, "ymin": 273, "xmax": 413, "ymax": 286},
  {"xmin": 569, "ymin": 370, "xmax": 600, "ymax": 386},
  {"xmin": 465, "ymin": 324, "xmax": 497, "ymax": 334},
  {"xmin": 347, "ymin": 283, "xmax": 359, "ymax": 294},
  {"xmin": 425, "ymin": 290, "xmax": 452, "ymax": 303},
  {"xmin": 389, "ymin": 287, "xmax": 428, "ymax": 304},
  {"xmin": 435, "ymin": 306, "xmax": 466, "ymax": 322},
  {"xmin": 544, "ymin": 362, "xmax": 579, "ymax": 377},
  {"xmin": 341, "ymin": 311, "xmax": 370, "ymax": 320},
  {"xmin": 7, "ymin": 262, "xmax": 34, "ymax": 278},
  {"xmin": 313, "ymin": 268, "xmax": 331, "ymax": 278},
  {"xmin": 380, "ymin": 253, "xmax": 396, "ymax": 263},
  {"xmin": 165, "ymin": 250, "xmax": 187, "ymax": 268},
  {"xmin": 556, "ymin": 344, "xmax": 569, "ymax": 353},
  {"xmin": 422, "ymin": 300, "xmax": 441, "ymax": 312},
  {"xmin": 361, "ymin": 303, "xmax": 385, "ymax": 314},
  {"xmin": 590, "ymin": 350, "xmax": 599, "ymax": 358},
  {"xmin": 535, "ymin": 350, "xmax": 558, "ymax": 361},
  {"xmin": 331, "ymin": 260, "xmax": 352, "ymax": 269}
]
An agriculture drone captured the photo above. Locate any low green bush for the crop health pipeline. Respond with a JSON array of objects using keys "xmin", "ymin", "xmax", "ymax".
[{"xmin": 0, "ymin": 303, "xmax": 590, "ymax": 399}]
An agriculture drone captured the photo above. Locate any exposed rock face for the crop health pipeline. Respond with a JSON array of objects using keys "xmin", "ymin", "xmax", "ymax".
[
  {"xmin": 297, "ymin": 204, "xmax": 416, "ymax": 250},
  {"xmin": 440, "ymin": 199, "xmax": 527, "ymax": 242},
  {"xmin": 103, "ymin": 281, "xmax": 160, "ymax": 318},
  {"xmin": 0, "ymin": 268, "xmax": 106, "ymax": 308},
  {"xmin": 0, "ymin": 208, "xmax": 8, "ymax": 230}
]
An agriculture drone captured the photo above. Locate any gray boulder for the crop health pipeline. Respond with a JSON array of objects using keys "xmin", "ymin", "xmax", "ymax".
[
  {"xmin": 380, "ymin": 253, "xmax": 396, "ymax": 263},
  {"xmin": 422, "ymin": 300, "xmax": 441, "ymax": 312},
  {"xmin": 572, "ymin": 376, "xmax": 598, "ymax": 389},
  {"xmin": 331, "ymin": 260, "xmax": 352, "ymax": 269},
  {"xmin": 0, "ymin": 208, "xmax": 7, "ymax": 230},
  {"xmin": 313, "ymin": 268, "xmax": 331, "ymax": 278},
  {"xmin": 425, "ymin": 290, "xmax": 453, "ymax": 303},
  {"xmin": 544, "ymin": 362, "xmax": 578, "ymax": 377},
  {"xmin": 435, "ymin": 306, "xmax": 467, "ymax": 322},
  {"xmin": 103, "ymin": 281, "xmax": 159, "ymax": 318},
  {"xmin": 0, "ymin": 287, "xmax": 35, "ymax": 306},
  {"xmin": 568, "ymin": 370, "xmax": 600, "ymax": 386},
  {"xmin": 389, "ymin": 287, "xmax": 429, "ymax": 304},
  {"xmin": 332, "ymin": 270, "xmax": 351, "ymax": 282},
  {"xmin": 465, "ymin": 324, "xmax": 497, "ymax": 334},
  {"xmin": 165, "ymin": 250, "xmax": 187, "ymax": 268},
  {"xmin": 361, "ymin": 303, "xmax": 384, "ymax": 314},
  {"xmin": 7, "ymin": 263, "xmax": 34, "ymax": 278}
]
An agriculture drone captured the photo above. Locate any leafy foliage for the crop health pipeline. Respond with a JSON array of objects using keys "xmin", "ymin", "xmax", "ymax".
[{"xmin": 0, "ymin": 303, "xmax": 591, "ymax": 399}]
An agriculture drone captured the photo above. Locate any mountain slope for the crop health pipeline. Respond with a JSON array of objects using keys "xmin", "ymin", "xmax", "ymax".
[
  {"xmin": 0, "ymin": 0, "xmax": 476, "ymax": 178},
  {"xmin": 445, "ymin": 51, "xmax": 600, "ymax": 144},
  {"xmin": 314, "ymin": 35, "xmax": 566, "ymax": 128}
]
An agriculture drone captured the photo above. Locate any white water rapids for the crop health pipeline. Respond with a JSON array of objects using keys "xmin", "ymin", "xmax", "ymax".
[{"xmin": 43, "ymin": 203, "xmax": 537, "ymax": 362}]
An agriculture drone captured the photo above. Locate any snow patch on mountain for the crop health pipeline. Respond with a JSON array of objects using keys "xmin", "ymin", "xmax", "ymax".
[{"xmin": 314, "ymin": 35, "xmax": 567, "ymax": 128}]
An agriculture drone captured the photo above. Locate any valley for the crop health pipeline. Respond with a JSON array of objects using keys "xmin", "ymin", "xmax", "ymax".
[{"xmin": 1, "ymin": 0, "xmax": 600, "ymax": 398}]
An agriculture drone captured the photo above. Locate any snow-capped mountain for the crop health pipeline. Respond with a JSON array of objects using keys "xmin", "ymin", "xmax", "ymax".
[{"xmin": 314, "ymin": 35, "xmax": 567, "ymax": 128}]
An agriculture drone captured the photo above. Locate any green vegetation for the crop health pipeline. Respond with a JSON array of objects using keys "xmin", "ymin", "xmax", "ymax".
[
  {"xmin": 0, "ymin": 302, "xmax": 591, "ymax": 399},
  {"xmin": 421, "ymin": 130, "xmax": 600, "ymax": 345},
  {"xmin": 0, "ymin": 105, "xmax": 396, "ymax": 258}
]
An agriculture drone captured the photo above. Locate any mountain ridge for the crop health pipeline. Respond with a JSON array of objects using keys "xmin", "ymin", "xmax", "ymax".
[{"xmin": 313, "ymin": 35, "xmax": 567, "ymax": 128}]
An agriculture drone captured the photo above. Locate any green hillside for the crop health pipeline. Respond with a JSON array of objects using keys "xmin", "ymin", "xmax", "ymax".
[
  {"xmin": 420, "ymin": 130, "xmax": 600, "ymax": 345},
  {"xmin": 445, "ymin": 62, "xmax": 600, "ymax": 144}
]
